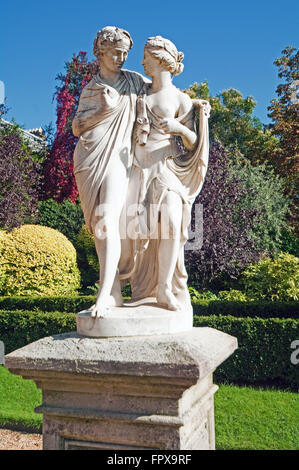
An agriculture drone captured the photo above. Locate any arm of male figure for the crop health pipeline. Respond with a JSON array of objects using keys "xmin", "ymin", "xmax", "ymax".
[{"xmin": 72, "ymin": 86, "xmax": 118, "ymax": 137}]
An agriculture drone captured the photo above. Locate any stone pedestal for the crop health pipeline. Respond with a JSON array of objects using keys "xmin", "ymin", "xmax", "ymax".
[{"xmin": 5, "ymin": 328, "xmax": 237, "ymax": 450}]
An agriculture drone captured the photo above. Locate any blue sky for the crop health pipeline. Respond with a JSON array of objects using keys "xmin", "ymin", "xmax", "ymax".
[{"xmin": 1, "ymin": 0, "xmax": 298, "ymax": 130}]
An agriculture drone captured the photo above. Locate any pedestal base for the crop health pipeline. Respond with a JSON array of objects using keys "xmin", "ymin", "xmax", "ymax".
[
  {"xmin": 5, "ymin": 328, "xmax": 237, "ymax": 450},
  {"xmin": 77, "ymin": 298, "xmax": 193, "ymax": 337}
]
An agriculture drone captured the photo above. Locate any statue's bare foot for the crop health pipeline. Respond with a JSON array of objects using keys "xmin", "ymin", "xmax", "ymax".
[
  {"xmin": 157, "ymin": 286, "xmax": 181, "ymax": 311},
  {"xmin": 90, "ymin": 297, "xmax": 111, "ymax": 318}
]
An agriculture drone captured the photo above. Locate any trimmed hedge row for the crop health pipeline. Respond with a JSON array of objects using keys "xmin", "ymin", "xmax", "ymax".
[
  {"xmin": 0, "ymin": 296, "xmax": 298, "ymax": 319},
  {"xmin": 0, "ymin": 310, "xmax": 298, "ymax": 389},
  {"xmin": 193, "ymin": 315, "xmax": 299, "ymax": 390},
  {"xmin": 192, "ymin": 300, "xmax": 299, "ymax": 319},
  {"xmin": 0, "ymin": 310, "xmax": 76, "ymax": 354},
  {"xmin": 0, "ymin": 296, "xmax": 96, "ymax": 313}
]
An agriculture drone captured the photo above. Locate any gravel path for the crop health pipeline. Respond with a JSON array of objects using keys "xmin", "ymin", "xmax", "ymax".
[{"xmin": 0, "ymin": 429, "xmax": 42, "ymax": 450}]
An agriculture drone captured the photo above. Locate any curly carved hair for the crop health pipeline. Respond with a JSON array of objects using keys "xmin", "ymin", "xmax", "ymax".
[
  {"xmin": 144, "ymin": 36, "xmax": 184, "ymax": 76},
  {"xmin": 93, "ymin": 26, "xmax": 133, "ymax": 58}
]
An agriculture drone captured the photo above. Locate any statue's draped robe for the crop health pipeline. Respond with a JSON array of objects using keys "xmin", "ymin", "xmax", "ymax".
[
  {"xmin": 119, "ymin": 96, "xmax": 210, "ymax": 304},
  {"xmin": 73, "ymin": 70, "xmax": 146, "ymax": 234}
]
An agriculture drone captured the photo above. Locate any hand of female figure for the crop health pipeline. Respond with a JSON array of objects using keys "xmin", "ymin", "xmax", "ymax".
[
  {"xmin": 159, "ymin": 117, "xmax": 183, "ymax": 135},
  {"xmin": 159, "ymin": 117, "xmax": 197, "ymax": 150},
  {"xmin": 192, "ymin": 99, "xmax": 211, "ymax": 117}
]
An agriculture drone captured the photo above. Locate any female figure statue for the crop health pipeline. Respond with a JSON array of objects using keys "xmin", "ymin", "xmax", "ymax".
[
  {"xmin": 119, "ymin": 36, "xmax": 210, "ymax": 312},
  {"xmin": 72, "ymin": 27, "xmax": 147, "ymax": 317}
]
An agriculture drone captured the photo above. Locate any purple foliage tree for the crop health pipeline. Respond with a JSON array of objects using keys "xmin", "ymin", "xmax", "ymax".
[
  {"xmin": 0, "ymin": 130, "xmax": 41, "ymax": 229},
  {"xmin": 185, "ymin": 142, "xmax": 263, "ymax": 289}
]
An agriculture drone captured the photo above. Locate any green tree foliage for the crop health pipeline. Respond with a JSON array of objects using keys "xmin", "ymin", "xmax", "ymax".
[
  {"xmin": 186, "ymin": 82, "xmax": 279, "ymax": 163},
  {"xmin": 278, "ymin": 228, "xmax": 299, "ymax": 257},
  {"xmin": 37, "ymin": 198, "xmax": 84, "ymax": 245},
  {"xmin": 229, "ymin": 159, "xmax": 290, "ymax": 255}
]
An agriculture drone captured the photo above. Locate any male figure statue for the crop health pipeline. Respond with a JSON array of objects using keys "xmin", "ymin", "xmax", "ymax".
[{"xmin": 72, "ymin": 26, "xmax": 147, "ymax": 318}]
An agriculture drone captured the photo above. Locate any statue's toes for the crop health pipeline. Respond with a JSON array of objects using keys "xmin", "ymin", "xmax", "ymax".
[{"xmin": 168, "ymin": 299, "xmax": 181, "ymax": 311}]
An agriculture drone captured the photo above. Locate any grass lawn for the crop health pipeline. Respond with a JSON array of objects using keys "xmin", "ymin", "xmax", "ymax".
[
  {"xmin": 215, "ymin": 383, "xmax": 299, "ymax": 450},
  {"xmin": 0, "ymin": 366, "xmax": 42, "ymax": 432},
  {"xmin": 0, "ymin": 366, "xmax": 298, "ymax": 449}
]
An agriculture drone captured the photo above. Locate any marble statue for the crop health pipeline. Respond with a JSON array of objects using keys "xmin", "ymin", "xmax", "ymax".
[
  {"xmin": 73, "ymin": 27, "xmax": 210, "ymax": 322},
  {"xmin": 72, "ymin": 27, "xmax": 148, "ymax": 318}
]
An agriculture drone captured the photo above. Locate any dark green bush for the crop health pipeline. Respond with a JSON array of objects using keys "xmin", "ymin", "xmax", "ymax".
[
  {"xmin": 279, "ymin": 229, "xmax": 299, "ymax": 257},
  {"xmin": 37, "ymin": 198, "xmax": 84, "ymax": 245},
  {"xmin": 75, "ymin": 225, "xmax": 99, "ymax": 288},
  {"xmin": 194, "ymin": 315, "xmax": 299, "ymax": 390}
]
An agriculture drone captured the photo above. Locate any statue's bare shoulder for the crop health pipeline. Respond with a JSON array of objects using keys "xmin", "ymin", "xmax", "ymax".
[{"xmin": 177, "ymin": 89, "xmax": 194, "ymax": 116}]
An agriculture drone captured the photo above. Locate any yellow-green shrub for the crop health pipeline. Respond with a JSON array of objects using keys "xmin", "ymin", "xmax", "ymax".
[
  {"xmin": 241, "ymin": 253, "xmax": 299, "ymax": 301},
  {"xmin": 218, "ymin": 289, "xmax": 249, "ymax": 301},
  {"xmin": 0, "ymin": 225, "xmax": 81, "ymax": 296}
]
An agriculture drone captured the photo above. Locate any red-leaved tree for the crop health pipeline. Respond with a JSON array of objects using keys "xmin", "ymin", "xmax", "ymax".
[{"xmin": 43, "ymin": 52, "xmax": 97, "ymax": 202}]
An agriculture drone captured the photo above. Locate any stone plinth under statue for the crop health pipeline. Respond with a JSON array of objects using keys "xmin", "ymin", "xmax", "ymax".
[
  {"xmin": 5, "ymin": 328, "xmax": 237, "ymax": 450},
  {"xmin": 76, "ymin": 297, "xmax": 193, "ymax": 337}
]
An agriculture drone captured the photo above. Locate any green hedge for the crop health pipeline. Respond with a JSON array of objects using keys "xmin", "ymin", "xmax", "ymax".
[
  {"xmin": 37, "ymin": 198, "xmax": 84, "ymax": 245},
  {"xmin": 192, "ymin": 300, "xmax": 299, "ymax": 319},
  {"xmin": 0, "ymin": 296, "xmax": 298, "ymax": 319},
  {"xmin": 0, "ymin": 310, "xmax": 76, "ymax": 354},
  {"xmin": 0, "ymin": 296, "xmax": 96, "ymax": 313},
  {"xmin": 194, "ymin": 315, "xmax": 299, "ymax": 390},
  {"xmin": 0, "ymin": 310, "xmax": 298, "ymax": 389}
]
